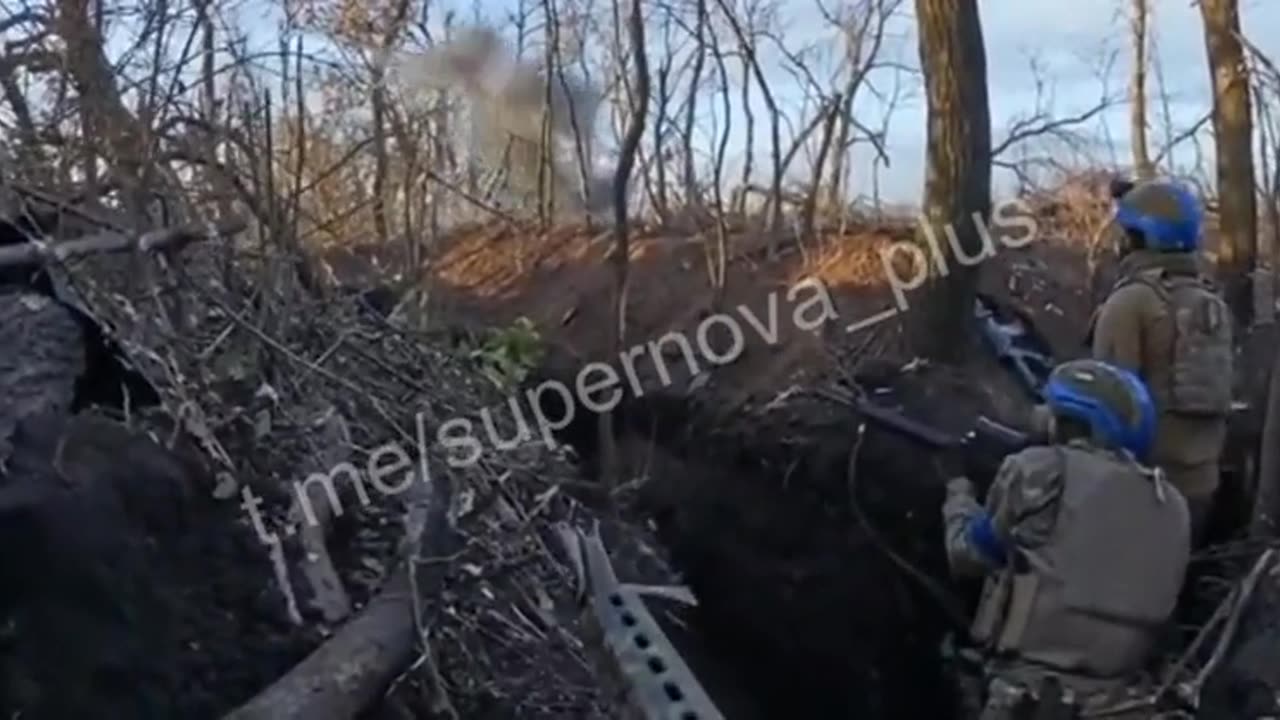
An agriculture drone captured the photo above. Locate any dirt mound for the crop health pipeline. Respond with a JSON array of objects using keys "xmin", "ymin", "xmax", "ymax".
[{"xmin": 0, "ymin": 411, "xmax": 317, "ymax": 719}]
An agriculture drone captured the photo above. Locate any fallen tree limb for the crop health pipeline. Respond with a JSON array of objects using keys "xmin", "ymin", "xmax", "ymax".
[
  {"xmin": 1187, "ymin": 548, "xmax": 1277, "ymax": 702},
  {"xmin": 284, "ymin": 408, "xmax": 354, "ymax": 624},
  {"xmin": 223, "ymin": 467, "xmax": 456, "ymax": 720},
  {"xmin": 223, "ymin": 567, "xmax": 418, "ymax": 720},
  {"xmin": 0, "ymin": 218, "xmax": 246, "ymax": 268}
]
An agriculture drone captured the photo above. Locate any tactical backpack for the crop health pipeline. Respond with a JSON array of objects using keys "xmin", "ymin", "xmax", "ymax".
[{"xmin": 1120, "ymin": 270, "xmax": 1233, "ymax": 418}]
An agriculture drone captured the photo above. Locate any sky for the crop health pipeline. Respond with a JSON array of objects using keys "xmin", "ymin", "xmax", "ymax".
[
  {"xmin": 444, "ymin": 0, "xmax": 1280, "ymax": 204},
  {"xmin": 137, "ymin": 0, "xmax": 1280, "ymax": 206}
]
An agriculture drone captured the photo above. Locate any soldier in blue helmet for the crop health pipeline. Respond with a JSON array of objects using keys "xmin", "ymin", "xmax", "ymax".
[
  {"xmin": 944, "ymin": 359, "xmax": 1191, "ymax": 719},
  {"xmin": 1090, "ymin": 179, "xmax": 1234, "ymax": 544}
]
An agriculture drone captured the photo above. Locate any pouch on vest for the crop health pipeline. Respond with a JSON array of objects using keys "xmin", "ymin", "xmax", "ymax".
[{"xmin": 1125, "ymin": 272, "xmax": 1233, "ymax": 417}]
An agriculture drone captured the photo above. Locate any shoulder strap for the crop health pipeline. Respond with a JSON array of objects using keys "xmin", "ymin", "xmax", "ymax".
[
  {"xmin": 1115, "ymin": 267, "xmax": 1215, "ymax": 306},
  {"xmin": 1114, "ymin": 268, "xmax": 1169, "ymax": 300}
]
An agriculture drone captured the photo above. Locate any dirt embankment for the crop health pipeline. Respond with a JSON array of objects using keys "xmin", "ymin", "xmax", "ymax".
[
  {"xmin": 409, "ymin": 213, "xmax": 1269, "ymax": 719},
  {"xmin": 388, "ymin": 217, "xmax": 1099, "ymax": 717}
]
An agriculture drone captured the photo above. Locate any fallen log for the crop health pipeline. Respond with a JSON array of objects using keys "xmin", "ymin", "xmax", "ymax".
[{"xmin": 222, "ymin": 466, "xmax": 457, "ymax": 720}]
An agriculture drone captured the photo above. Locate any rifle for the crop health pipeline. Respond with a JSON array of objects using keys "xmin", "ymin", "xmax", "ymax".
[{"xmin": 814, "ymin": 386, "xmax": 1034, "ymax": 458}]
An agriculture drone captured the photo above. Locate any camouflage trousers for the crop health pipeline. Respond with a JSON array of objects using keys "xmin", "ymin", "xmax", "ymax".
[{"xmin": 977, "ymin": 672, "xmax": 1156, "ymax": 720}]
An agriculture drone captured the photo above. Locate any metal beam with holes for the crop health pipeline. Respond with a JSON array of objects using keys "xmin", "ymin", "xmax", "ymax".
[{"xmin": 565, "ymin": 523, "xmax": 725, "ymax": 720}]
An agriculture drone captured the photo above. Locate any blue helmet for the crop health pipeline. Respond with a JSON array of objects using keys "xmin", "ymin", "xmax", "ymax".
[
  {"xmin": 1043, "ymin": 359, "xmax": 1157, "ymax": 462},
  {"xmin": 1112, "ymin": 180, "xmax": 1203, "ymax": 252}
]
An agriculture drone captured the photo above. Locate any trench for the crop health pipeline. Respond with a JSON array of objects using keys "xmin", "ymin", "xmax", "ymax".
[
  {"xmin": 532, "ymin": 369, "xmax": 981, "ymax": 719},
  {"xmin": 535, "ymin": 350, "xmax": 1274, "ymax": 720}
]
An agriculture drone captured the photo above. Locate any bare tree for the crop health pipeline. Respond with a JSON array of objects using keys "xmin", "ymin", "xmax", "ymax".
[
  {"xmin": 651, "ymin": 8, "xmax": 675, "ymax": 221},
  {"xmin": 735, "ymin": 8, "xmax": 756, "ymax": 215},
  {"xmin": 990, "ymin": 51, "xmax": 1120, "ymax": 189},
  {"xmin": 1239, "ymin": 34, "xmax": 1280, "ymax": 327},
  {"xmin": 802, "ymin": 92, "xmax": 843, "ymax": 244},
  {"xmin": 909, "ymin": 0, "xmax": 992, "ymax": 362},
  {"xmin": 819, "ymin": 0, "xmax": 902, "ymax": 214},
  {"xmin": 682, "ymin": 0, "xmax": 709, "ymax": 209},
  {"xmin": 712, "ymin": 0, "xmax": 782, "ymax": 252},
  {"xmin": 1129, "ymin": 0, "xmax": 1154, "ymax": 179},
  {"xmin": 707, "ymin": 13, "xmax": 733, "ymax": 299},
  {"xmin": 597, "ymin": 0, "xmax": 649, "ymax": 487},
  {"xmin": 1199, "ymin": 0, "xmax": 1258, "ymax": 325}
]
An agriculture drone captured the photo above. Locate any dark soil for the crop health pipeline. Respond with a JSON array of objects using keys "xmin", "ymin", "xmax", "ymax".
[
  {"xmin": 535, "ymin": 354, "xmax": 1026, "ymax": 720},
  {"xmin": 0, "ymin": 410, "xmax": 323, "ymax": 719},
  {"xmin": 2, "ymin": 211, "xmax": 1267, "ymax": 720},
  {"xmin": 532, "ymin": 329, "xmax": 1270, "ymax": 720}
]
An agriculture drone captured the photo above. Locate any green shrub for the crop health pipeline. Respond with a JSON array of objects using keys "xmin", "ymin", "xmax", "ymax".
[{"xmin": 468, "ymin": 316, "xmax": 544, "ymax": 390}]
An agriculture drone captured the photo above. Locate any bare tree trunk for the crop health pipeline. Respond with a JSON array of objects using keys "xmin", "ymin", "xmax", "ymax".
[
  {"xmin": 736, "ymin": 52, "xmax": 755, "ymax": 216},
  {"xmin": 825, "ymin": 90, "xmax": 855, "ymax": 213},
  {"xmin": 653, "ymin": 11, "xmax": 674, "ymax": 222},
  {"xmin": 909, "ymin": 0, "xmax": 992, "ymax": 362},
  {"xmin": 709, "ymin": 21, "xmax": 732, "ymax": 302},
  {"xmin": 803, "ymin": 94, "xmax": 842, "ymax": 246},
  {"xmin": 538, "ymin": 3, "xmax": 558, "ymax": 226},
  {"xmin": 371, "ymin": 86, "xmax": 392, "ymax": 245},
  {"xmin": 1199, "ymin": 0, "xmax": 1258, "ymax": 326},
  {"xmin": 712, "ymin": 0, "xmax": 781, "ymax": 250},
  {"xmin": 682, "ymin": 0, "xmax": 708, "ymax": 209},
  {"xmin": 1130, "ymin": 0, "xmax": 1154, "ymax": 179},
  {"xmin": 1251, "ymin": 324, "xmax": 1280, "ymax": 537},
  {"xmin": 53, "ymin": 0, "xmax": 151, "ymax": 223},
  {"xmin": 1254, "ymin": 84, "xmax": 1277, "ymax": 326},
  {"xmin": 599, "ymin": 0, "xmax": 649, "ymax": 489},
  {"xmin": 379, "ymin": 1, "xmax": 412, "ymax": 243}
]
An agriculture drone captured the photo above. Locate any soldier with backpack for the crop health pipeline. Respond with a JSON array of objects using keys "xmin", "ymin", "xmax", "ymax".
[{"xmin": 1089, "ymin": 179, "xmax": 1234, "ymax": 544}]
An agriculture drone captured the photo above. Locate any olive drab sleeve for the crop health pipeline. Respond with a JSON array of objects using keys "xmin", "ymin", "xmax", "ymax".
[
  {"xmin": 943, "ymin": 476, "xmax": 994, "ymax": 578},
  {"xmin": 944, "ymin": 449, "xmax": 1065, "ymax": 578},
  {"xmin": 990, "ymin": 448, "xmax": 1065, "ymax": 551},
  {"xmin": 1091, "ymin": 286, "xmax": 1146, "ymax": 373}
]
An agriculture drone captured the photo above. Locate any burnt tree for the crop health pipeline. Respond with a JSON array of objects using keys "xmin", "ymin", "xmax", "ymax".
[
  {"xmin": 1199, "ymin": 0, "xmax": 1258, "ymax": 326},
  {"xmin": 909, "ymin": 0, "xmax": 992, "ymax": 362}
]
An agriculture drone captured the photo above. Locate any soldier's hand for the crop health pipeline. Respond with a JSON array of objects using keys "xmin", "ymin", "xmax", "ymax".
[
  {"xmin": 946, "ymin": 477, "xmax": 974, "ymax": 498},
  {"xmin": 942, "ymin": 476, "xmax": 979, "ymax": 519}
]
